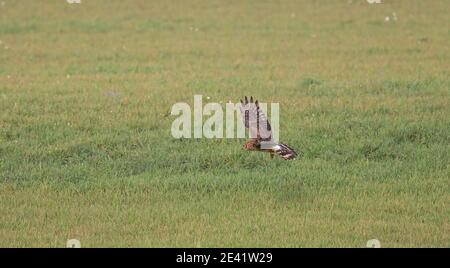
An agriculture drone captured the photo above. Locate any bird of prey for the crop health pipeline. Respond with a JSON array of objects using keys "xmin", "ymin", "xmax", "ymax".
[{"xmin": 239, "ymin": 96, "xmax": 298, "ymax": 160}]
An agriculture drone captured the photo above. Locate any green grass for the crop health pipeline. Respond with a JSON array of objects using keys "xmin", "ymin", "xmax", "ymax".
[{"xmin": 0, "ymin": 0, "xmax": 449, "ymax": 247}]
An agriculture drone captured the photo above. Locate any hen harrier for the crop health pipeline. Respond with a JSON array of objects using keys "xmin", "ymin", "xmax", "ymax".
[{"xmin": 239, "ymin": 96, "xmax": 298, "ymax": 160}]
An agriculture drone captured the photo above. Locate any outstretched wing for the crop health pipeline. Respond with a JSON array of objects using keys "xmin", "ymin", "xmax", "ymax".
[{"xmin": 239, "ymin": 96, "xmax": 272, "ymax": 141}]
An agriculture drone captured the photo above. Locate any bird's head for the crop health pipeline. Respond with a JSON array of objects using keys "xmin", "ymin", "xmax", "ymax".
[{"xmin": 243, "ymin": 140, "xmax": 259, "ymax": 151}]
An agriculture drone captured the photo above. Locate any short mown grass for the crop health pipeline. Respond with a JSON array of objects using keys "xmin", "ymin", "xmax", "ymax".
[{"xmin": 0, "ymin": 0, "xmax": 449, "ymax": 247}]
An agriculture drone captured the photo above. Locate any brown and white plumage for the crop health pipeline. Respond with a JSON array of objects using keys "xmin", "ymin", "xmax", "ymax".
[{"xmin": 239, "ymin": 96, "xmax": 298, "ymax": 160}]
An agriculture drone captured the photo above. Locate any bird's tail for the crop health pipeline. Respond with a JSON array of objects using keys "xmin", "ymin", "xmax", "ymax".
[{"xmin": 274, "ymin": 143, "xmax": 298, "ymax": 160}]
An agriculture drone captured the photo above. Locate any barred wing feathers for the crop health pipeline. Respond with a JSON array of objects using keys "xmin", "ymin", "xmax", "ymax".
[
  {"xmin": 273, "ymin": 143, "xmax": 297, "ymax": 160},
  {"xmin": 239, "ymin": 96, "xmax": 299, "ymax": 161},
  {"xmin": 239, "ymin": 96, "xmax": 272, "ymax": 141}
]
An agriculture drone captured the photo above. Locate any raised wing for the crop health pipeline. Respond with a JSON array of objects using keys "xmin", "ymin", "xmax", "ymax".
[{"xmin": 239, "ymin": 96, "xmax": 272, "ymax": 141}]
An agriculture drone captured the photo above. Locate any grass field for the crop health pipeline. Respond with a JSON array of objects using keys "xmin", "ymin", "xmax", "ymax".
[{"xmin": 0, "ymin": 0, "xmax": 449, "ymax": 247}]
